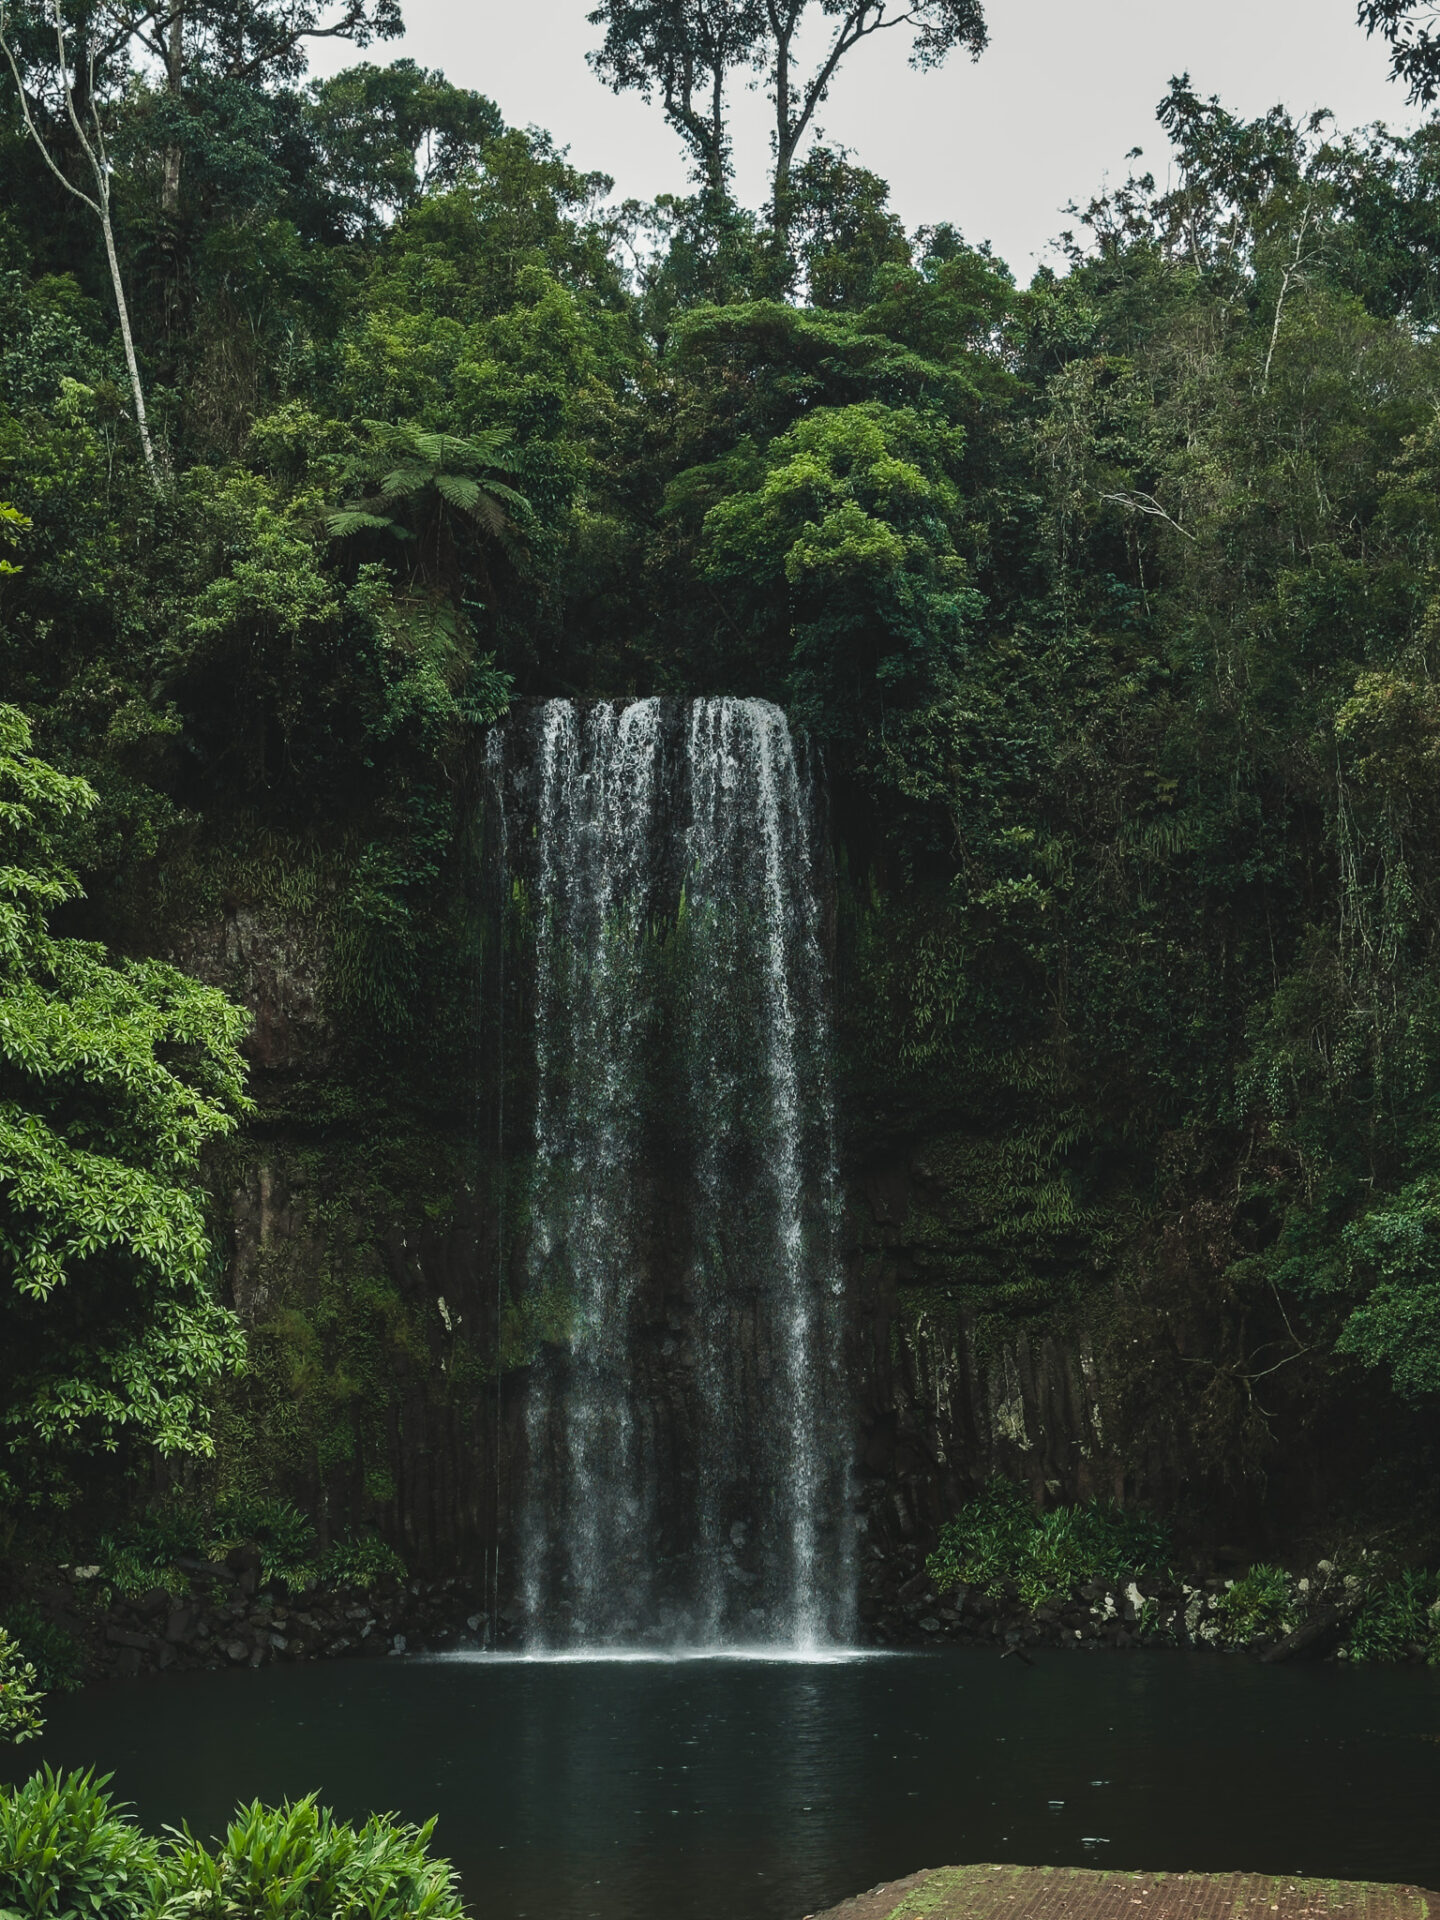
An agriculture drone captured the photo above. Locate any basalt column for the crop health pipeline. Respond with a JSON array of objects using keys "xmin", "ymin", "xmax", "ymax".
[{"xmin": 487, "ymin": 697, "xmax": 853, "ymax": 1648}]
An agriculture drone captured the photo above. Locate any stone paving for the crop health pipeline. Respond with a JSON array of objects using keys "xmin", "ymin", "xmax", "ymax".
[{"xmin": 805, "ymin": 1865, "xmax": 1439, "ymax": 1920}]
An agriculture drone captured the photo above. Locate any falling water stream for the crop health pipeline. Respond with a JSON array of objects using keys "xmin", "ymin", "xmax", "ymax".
[{"xmin": 488, "ymin": 697, "xmax": 852, "ymax": 1650}]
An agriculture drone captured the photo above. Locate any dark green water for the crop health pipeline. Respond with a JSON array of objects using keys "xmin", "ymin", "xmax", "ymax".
[{"xmin": 5, "ymin": 1648, "xmax": 1439, "ymax": 1919}]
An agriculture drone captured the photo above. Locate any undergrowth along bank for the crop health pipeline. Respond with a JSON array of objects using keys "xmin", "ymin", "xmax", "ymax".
[{"xmin": 924, "ymin": 1482, "xmax": 1440, "ymax": 1663}]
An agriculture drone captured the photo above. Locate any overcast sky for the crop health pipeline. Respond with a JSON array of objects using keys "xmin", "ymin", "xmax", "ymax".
[{"xmin": 315, "ymin": 0, "xmax": 1417, "ymax": 277}]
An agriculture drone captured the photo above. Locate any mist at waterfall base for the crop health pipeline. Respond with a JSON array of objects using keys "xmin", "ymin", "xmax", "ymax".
[
  {"xmin": 486, "ymin": 698, "xmax": 851, "ymax": 1651},
  {"xmin": 12, "ymin": 1650, "xmax": 1440, "ymax": 1920}
]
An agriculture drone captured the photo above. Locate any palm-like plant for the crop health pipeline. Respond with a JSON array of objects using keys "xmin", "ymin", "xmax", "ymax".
[{"xmin": 326, "ymin": 422, "xmax": 530, "ymax": 592}]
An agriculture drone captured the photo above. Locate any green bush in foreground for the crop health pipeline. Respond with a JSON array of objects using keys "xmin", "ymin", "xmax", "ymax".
[
  {"xmin": 0, "ymin": 1772, "xmax": 467, "ymax": 1920},
  {"xmin": 926, "ymin": 1479, "xmax": 1172, "ymax": 1610},
  {"xmin": 161, "ymin": 1796, "xmax": 467, "ymax": 1919},
  {"xmin": 0, "ymin": 1769, "xmax": 159, "ymax": 1918}
]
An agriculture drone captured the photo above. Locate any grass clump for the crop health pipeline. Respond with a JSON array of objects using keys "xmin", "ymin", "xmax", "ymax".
[
  {"xmin": 218, "ymin": 1497, "xmax": 326, "ymax": 1589},
  {"xmin": 1212, "ymin": 1564, "xmax": 1294, "ymax": 1641},
  {"xmin": 1345, "ymin": 1568, "xmax": 1440, "ymax": 1664},
  {"xmin": 926, "ymin": 1478, "xmax": 1172, "ymax": 1610}
]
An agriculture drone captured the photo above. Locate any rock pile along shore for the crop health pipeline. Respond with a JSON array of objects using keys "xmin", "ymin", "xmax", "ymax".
[{"xmin": 21, "ymin": 1548, "xmax": 487, "ymax": 1681}]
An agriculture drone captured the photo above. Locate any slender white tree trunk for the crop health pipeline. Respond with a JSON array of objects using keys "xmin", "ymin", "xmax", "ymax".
[
  {"xmin": 97, "ymin": 182, "xmax": 159, "ymax": 483},
  {"xmin": 0, "ymin": 0, "xmax": 163, "ymax": 488},
  {"xmin": 1262, "ymin": 207, "xmax": 1313, "ymax": 395}
]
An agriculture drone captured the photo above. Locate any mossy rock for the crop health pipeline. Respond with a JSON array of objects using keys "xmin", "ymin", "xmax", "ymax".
[{"xmin": 806, "ymin": 1865, "xmax": 1439, "ymax": 1920}]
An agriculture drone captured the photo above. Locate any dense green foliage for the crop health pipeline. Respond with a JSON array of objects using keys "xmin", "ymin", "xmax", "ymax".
[
  {"xmin": 1347, "ymin": 1565, "xmax": 1440, "ymax": 1661},
  {"xmin": 0, "ymin": 1771, "xmax": 158, "ymax": 1916},
  {"xmin": 2, "ymin": 0, "xmax": 1440, "ymax": 1562},
  {"xmin": 927, "ymin": 1479, "xmax": 1172, "ymax": 1609},
  {"xmin": 927, "ymin": 1486, "xmax": 1440, "ymax": 1660},
  {"xmin": 162, "ymin": 1795, "xmax": 466, "ymax": 1919},
  {"xmin": 0, "ymin": 1772, "xmax": 466, "ymax": 1918},
  {"xmin": 1209, "ymin": 1564, "xmax": 1294, "ymax": 1641},
  {"xmin": 0, "ymin": 1630, "xmax": 42, "ymax": 1745},
  {"xmin": 97, "ymin": 1497, "xmax": 405, "ymax": 1596},
  {"xmin": 0, "ymin": 1602, "xmax": 83, "ymax": 1697},
  {"xmin": 0, "ymin": 706, "xmax": 250, "ymax": 1513}
]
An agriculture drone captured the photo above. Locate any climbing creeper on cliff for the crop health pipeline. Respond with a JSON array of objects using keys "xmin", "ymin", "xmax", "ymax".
[{"xmin": 0, "ymin": 704, "xmax": 253, "ymax": 1513}]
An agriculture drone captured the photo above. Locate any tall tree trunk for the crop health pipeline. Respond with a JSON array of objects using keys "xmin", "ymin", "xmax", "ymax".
[
  {"xmin": 162, "ymin": 5, "xmax": 182, "ymax": 215},
  {"xmin": 98, "ymin": 179, "xmax": 161, "ymax": 485},
  {"xmin": 708, "ymin": 64, "xmax": 725, "ymax": 200},
  {"xmin": 771, "ymin": 16, "xmax": 793, "ymax": 243},
  {"xmin": 1, "ymin": 0, "xmax": 163, "ymax": 487}
]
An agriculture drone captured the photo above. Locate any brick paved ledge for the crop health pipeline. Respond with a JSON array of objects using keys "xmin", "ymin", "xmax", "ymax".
[{"xmin": 804, "ymin": 1865, "xmax": 1439, "ymax": 1920}]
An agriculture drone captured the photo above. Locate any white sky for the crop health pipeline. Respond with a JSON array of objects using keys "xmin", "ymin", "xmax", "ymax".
[{"xmin": 314, "ymin": 0, "xmax": 1417, "ymax": 278}]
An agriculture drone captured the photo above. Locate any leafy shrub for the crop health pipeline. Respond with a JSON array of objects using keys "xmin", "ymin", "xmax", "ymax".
[
  {"xmin": 321, "ymin": 1532, "xmax": 406, "ymax": 1590},
  {"xmin": 0, "ymin": 705, "xmax": 251, "ymax": 1515},
  {"xmin": 0, "ymin": 1778, "xmax": 467, "ymax": 1920},
  {"xmin": 157, "ymin": 1796, "xmax": 465, "ymax": 1919},
  {"xmin": 0, "ymin": 1629, "xmax": 44, "ymax": 1745},
  {"xmin": 99, "ymin": 1508, "xmax": 211, "ymax": 1598},
  {"xmin": 0, "ymin": 1769, "xmax": 158, "ymax": 1919},
  {"xmin": 1345, "ymin": 1568, "xmax": 1440, "ymax": 1663},
  {"xmin": 927, "ymin": 1479, "xmax": 1034, "ymax": 1596},
  {"xmin": 101, "ymin": 1541, "xmax": 181, "ymax": 1603},
  {"xmin": 926, "ymin": 1478, "xmax": 1172, "ymax": 1609},
  {"xmin": 1212, "ymin": 1564, "xmax": 1294, "ymax": 1641},
  {"xmin": 1020, "ymin": 1503, "xmax": 1172, "ymax": 1610},
  {"xmin": 99, "ymin": 1498, "xmax": 323, "ymax": 1597},
  {"xmin": 212, "ymin": 1497, "xmax": 320, "ymax": 1590},
  {"xmin": 1, "ymin": 1604, "xmax": 83, "ymax": 1694}
]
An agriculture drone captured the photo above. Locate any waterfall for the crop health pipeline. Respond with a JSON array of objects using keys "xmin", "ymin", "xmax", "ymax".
[{"xmin": 489, "ymin": 696, "xmax": 853, "ymax": 1650}]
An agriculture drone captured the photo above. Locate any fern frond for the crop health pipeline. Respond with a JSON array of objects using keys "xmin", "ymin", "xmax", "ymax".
[
  {"xmin": 433, "ymin": 473, "xmax": 483, "ymax": 513},
  {"xmin": 326, "ymin": 510, "xmax": 401, "ymax": 539},
  {"xmin": 378, "ymin": 465, "xmax": 430, "ymax": 500}
]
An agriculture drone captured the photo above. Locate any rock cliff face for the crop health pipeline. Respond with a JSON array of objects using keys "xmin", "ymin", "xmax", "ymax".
[
  {"xmin": 174, "ymin": 891, "xmax": 1140, "ymax": 1627},
  {"xmin": 155, "ymin": 735, "xmax": 1400, "ymax": 1637},
  {"xmin": 171, "ymin": 906, "xmax": 334, "ymax": 1075},
  {"xmin": 837, "ymin": 1120, "xmax": 1415, "ymax": 1587}
]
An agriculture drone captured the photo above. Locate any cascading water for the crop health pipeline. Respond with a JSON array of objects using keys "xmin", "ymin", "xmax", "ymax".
[{"xmin": 488, "ymin": 696, "xmax": 852, "ymax": 1650}]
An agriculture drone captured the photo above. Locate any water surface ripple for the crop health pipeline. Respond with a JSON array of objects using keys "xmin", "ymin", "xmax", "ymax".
[{"xmin": 7, "ymin": 1649, "xmax": 1440, "ymax": 1920}]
